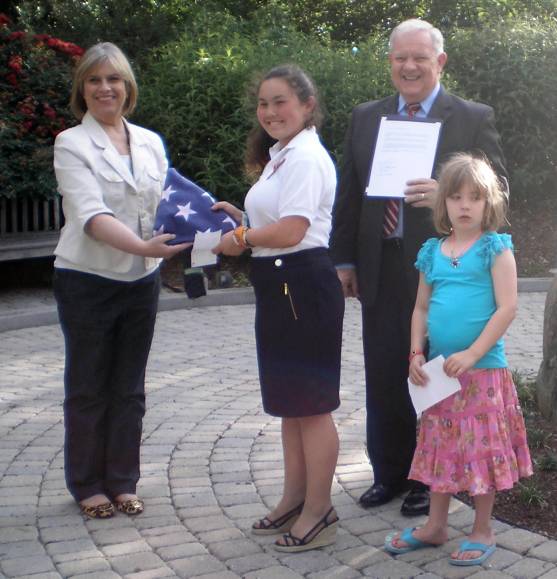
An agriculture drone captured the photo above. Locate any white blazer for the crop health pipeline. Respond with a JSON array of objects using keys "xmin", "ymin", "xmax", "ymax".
[{"xmin": 54, "ymin": 112, "xmax": 168, "ymax": 277}]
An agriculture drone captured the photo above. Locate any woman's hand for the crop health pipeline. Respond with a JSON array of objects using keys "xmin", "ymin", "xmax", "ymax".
[
  {"xmin": 212, "ymin": 230, "xmax": 245, "ymax": 256},
  {"xmin": 212, "ymin": 201, "xmax": 243, "ymax": 225},
  {"xmin": 443, "ymin": 348, "xmax": 479, "ymax": 378},
  {"xmin": 143, "ymin": 234, "xmax": 191, "ymax": 258},
  {"xmin": 86, "ymin": 214, "xmax": 191, "ymax": 258},
  {"xmin": 409, "ymin": 354, "xmax": 428, "ymax": 386}
]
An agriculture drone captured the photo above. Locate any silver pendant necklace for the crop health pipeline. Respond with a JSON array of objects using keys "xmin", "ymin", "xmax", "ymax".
[{"xmin": 448, "ymin": 232, "xmax": 482, "ymax": 268}]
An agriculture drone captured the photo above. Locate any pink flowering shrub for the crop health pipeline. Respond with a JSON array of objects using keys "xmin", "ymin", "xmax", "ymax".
[{"xmin": 0, "ymin": 14, "xmax": 83, "ymax": 199}]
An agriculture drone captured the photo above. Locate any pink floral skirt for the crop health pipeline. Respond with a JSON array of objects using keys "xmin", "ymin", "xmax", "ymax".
[{"xmin": 409, "ymin": 368, "xmax": 533, "ymax": 496}]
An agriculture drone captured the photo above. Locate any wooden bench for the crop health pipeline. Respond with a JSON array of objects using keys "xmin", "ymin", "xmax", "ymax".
[{"xmin": 0, "ymin": 197, "xmax": 61, "ymax": 262}]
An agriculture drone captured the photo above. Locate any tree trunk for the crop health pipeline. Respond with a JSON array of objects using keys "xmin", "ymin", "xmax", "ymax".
[{"xmin": 536, "ymin": 276, "xmax": 557, "ymax": 424}]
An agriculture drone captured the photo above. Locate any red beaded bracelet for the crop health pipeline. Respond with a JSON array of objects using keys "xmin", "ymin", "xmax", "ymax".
[{"xmin": 409, "ymin": 350, "xmax": 424, "ymax": 361}]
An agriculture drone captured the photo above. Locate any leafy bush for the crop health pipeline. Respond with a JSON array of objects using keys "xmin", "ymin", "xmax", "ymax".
[
  {"xmin": 0, "ymin": 13, "xmax": 82, "ymax": 200},
  {"xmin": 136, "ymin": 12, "xmax": 557, "ymax": 209},
  {"xmin": 134, "ymin": 16, "xmax": 391, "ymax": 205},
  {"xmin": 447, "ymin": 18, "xmax": 557, "ymax": 200},
  {"xmin": 10, "ymin": 0, "xmax": 194, "ymax": 65},
  {"xmin": 4, "ymin": 4, "xmax": 556, "ymax": 213},
  {"xmin": 10, "ymin": 0, "xmax": 557, "ymax": 49}
]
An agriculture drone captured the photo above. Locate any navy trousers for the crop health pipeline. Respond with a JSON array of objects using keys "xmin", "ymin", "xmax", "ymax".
[
  {"xmin": 361, "ymin": 240, "xmax": 418, "ymax": 487},
  {"xmin": 54, "ymin": 268, "xmax": 160, "ymax": 501}
]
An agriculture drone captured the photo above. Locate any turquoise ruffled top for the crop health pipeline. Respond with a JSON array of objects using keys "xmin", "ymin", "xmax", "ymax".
[{"xmin": 415, "ymin": 232, "xmax": 514, "ymax": 368}]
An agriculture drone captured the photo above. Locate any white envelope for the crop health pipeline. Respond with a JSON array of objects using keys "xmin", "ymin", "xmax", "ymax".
[
  {"xmin": 408, "ymin": 355, "xmax": 462, "ymax": 415},
  {"xmin": 191, "ymin": 230, "xmax": 221, "ymax": 267}
]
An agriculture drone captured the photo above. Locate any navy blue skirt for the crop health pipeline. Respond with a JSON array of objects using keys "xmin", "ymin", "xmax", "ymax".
[{"xmin": 249, "ymin": 248, "xmax": 344, "ymax": 417}]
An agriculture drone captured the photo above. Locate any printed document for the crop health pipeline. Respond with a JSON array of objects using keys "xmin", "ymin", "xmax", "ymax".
[{"xmin": 366, "ymin": 116, "xmax": 442, "ymax": 198}]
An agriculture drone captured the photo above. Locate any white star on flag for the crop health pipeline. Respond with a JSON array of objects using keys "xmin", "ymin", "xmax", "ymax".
[
  {"xmin": 175, "ymin": 203, "xmax": 197, "ymax": 221},
  {"xmin": 223, "ymin": 216, "xmax": 236, "ymax": 229},
  {"xmin": 153, "ymin": 168, "xmax": 236, "ymax": 243},
  {"xmin": 161, "ymin": 186, "xmax": 176, "ymax": 202}
]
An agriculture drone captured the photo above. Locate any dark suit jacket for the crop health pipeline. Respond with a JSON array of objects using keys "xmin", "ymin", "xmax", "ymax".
[{"xmin": 330, "ymin": 86, "xmax": 508, "ymax": 307}]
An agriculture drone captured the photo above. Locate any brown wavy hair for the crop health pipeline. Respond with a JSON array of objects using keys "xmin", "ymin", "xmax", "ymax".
[{"xmin": 244, "ymin": 64, "xmax": 323, "ymax": 180}]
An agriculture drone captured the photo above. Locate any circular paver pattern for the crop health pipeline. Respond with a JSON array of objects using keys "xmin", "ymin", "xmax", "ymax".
[{"xmin": 0, "ymin": 295, "xmax": 554, "ymax": 579}]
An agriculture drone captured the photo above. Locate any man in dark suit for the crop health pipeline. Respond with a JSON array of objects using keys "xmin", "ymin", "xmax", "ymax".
[{"xmin": 330, "ymin": 19, "xmax": 507, "ymax": 516}]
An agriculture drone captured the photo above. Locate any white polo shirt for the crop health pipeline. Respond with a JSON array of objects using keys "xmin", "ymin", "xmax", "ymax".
[{"xmin": 245, "ymin": 127, "xmax": 337, "ymax": 258}]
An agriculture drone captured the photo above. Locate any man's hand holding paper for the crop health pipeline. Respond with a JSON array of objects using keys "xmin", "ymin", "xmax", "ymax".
[{"xmin": 404, "ymin": 177, "xmax": 439, "ymax": 209}]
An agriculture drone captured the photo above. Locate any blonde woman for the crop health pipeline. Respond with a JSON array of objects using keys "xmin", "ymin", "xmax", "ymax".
[{"xmin": 53, "ymin": 42, "xmax": 188, "ymax": 518}]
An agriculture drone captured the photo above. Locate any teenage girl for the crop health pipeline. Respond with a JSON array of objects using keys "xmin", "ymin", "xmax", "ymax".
[
  {"xmin": 212, "ymin": 65, "xmax": 344, "ymax": 552},
  {"xmin": 385, "ymin": 153, "xmax": 532, "ymax": 566}
]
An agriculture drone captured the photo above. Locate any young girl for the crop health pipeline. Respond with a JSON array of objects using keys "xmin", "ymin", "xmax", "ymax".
[
  {"xmin": 385, "ymin": 153, "xmax": 532, "ymax": 566},
  {"xmin": 212, "ymin": 65, "xmax": 344, "ymax": 552}
]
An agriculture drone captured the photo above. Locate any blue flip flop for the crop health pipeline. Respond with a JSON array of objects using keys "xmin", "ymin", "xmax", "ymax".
[
  {"xmin": 384, "ymin": 527, "xmax": 438, "ymax": 555},
  {"xmin": 449, "ymin": 540, "xmax": 496, "ymax": 566}
]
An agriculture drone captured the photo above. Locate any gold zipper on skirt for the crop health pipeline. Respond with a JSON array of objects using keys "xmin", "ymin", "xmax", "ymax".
[{"xmin": 283, "ymin": 282, "xmax": 299, "ymax": 320}]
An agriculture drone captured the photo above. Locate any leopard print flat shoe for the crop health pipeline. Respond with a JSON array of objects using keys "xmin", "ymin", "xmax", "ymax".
[
  {"xmin": 115, "ymin": 498, "xmax": 144, "ymax": 515},
  {"xmin": 79, "ymin": 501, "xmax": 115, "ymax": 519}
]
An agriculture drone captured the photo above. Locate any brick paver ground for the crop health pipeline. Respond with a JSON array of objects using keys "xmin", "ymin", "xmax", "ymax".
[{"xmin": 0, "ymin": 292, "xmax": 551, "ymax": 579}]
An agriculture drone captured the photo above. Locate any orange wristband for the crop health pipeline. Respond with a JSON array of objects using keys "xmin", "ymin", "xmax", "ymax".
[
  {"xmin": 242, "ymin": 227, "xmax": 254, "ymax": 248},
  {"xmin": 233, "ymin": 226, "xmax": 248, "ymax": 249}
]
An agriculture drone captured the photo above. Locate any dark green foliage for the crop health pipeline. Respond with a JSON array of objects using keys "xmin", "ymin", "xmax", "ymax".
[
  {"xmin": 514, "ymin": 372, "xmax": 538, "ymax": 413},
  {"xmin": 537, "ymin": 452, "xmax": 557, "ymax": 471},
  {"xmin": 9, "ymin": 0, "xmax": 193, "ymax": 64},
  {"xmin": 3, "ymin": 1, "xmax": 557, "ymax": 208},
  {"xmin": 516, "ymin": 479, "xmax": 548, "ymax": 507},
  {"xmin": 13, "ymin": 1, "xmax": 557, "ymax": 53},
  {"xmin": 0, "ymin": 18, "xmax": 82, "ymax": 199},
  {"xmin": 133, "ymin": 12, "xmax": 557, "ymax": 207},
  {"xmin": 133, "ymin": 20, "xmax": 391, "ymax": 205},
  {"xmin": 526, "ymin": 423, "xmax": 552, "ymax": 449},
  {"xmin": 266, "ymin": 0, "xmax": 557, "ymax": 43},
  {"xmin": 447, "ymin": 19, "xmax": 557, "ymax": 200}
]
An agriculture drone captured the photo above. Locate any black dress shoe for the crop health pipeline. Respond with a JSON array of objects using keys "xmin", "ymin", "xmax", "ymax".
[
  {"xmin": 400, "ymin": 486, "xmax": 430, "ymax": 516},
  {"xmin": 359, "ymin": 483, "xmax": 404, "ymax": 508}
]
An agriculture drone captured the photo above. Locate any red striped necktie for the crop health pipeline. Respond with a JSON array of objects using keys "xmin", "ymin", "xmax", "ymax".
[{"xmin": 382, "ymin": 102, "xmax": 421, "ymax": 237}]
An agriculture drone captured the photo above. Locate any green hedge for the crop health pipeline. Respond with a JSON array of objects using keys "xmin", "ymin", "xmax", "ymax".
[
  {"xmin": 134, "ymin": 15, "xmax": 556, "ymax": 206},
  {"xmin": 447, "ymin": 18, "xmax": 557, "ymax": 199},
  {"xmin": 3, "ymin": 8, "xmax": 556, "ymax": 205},
  {"xmin": 134, "ymin": 20, "xmax": 391, "ymax": 205}
]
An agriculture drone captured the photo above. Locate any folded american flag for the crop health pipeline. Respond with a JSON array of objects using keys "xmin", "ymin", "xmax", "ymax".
[{"xmin": 153, "ymin": 168, "xmax": 237, "ymax": 244}]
